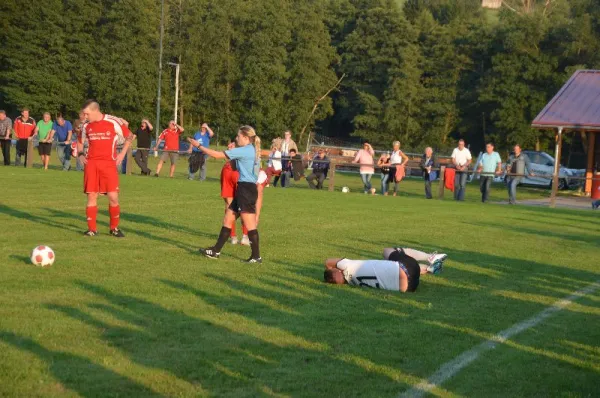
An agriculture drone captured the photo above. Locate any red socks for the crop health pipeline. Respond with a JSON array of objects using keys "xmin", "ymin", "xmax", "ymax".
[
  {"xmin": 86, "ymin": 206, "xmax": 98, "ymax": 232},
  {"xmin": 231, "ymin": 223, "xmax": 237, "ymax": 238},
  {"xmin": 109, "ymin": 205, "xmax": 120, "ymax": 230},
  {"xmin": 242, "ymin": 224, "xmax": 248, "ymax": 236}
]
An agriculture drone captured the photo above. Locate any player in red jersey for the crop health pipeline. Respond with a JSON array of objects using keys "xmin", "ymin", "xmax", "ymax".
[{"xmin": 77, "ymin": 100, "xmax": 133, "ymax": 237}]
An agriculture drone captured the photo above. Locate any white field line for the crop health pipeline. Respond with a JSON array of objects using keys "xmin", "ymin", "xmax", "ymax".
[{"xmin": 400, "ymin": 279, "xmax": 600, "ymax": 398}]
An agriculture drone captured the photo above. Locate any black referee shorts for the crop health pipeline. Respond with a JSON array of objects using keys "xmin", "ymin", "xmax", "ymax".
[
  {"xmin": 229, "ymin": 182, "xmax": 258, "ymax": 214},
  {"xmin": 388, "ymin": 249, "xmax": 421, "ymax": 292}
]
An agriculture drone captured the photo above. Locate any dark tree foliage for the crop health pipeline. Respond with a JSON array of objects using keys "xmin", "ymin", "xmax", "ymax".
[{"xmin": 1, "ymin": 0, "xmax": 599, "ymax": 152}]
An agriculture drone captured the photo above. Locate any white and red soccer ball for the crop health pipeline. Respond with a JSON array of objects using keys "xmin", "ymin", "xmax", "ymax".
[{"xmin": 30, "ymin": 245, "xmax": 55, "ymax": 267}]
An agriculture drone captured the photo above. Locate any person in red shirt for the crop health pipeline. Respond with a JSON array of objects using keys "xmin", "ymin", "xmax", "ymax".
[
  {"xmin": 77, "ymin": 100, "xmax": 133, "ymax": 237},
  {"xmin": 153, "ymin": 120, "xmax": 184, "ymax": 177},
  {"xmin": 219, "ymin": 139, "xmax": 242, "ymax": 244},
  {"xmin": 13, "ymin": 108, "xmax": 36, "ymax": 167}
]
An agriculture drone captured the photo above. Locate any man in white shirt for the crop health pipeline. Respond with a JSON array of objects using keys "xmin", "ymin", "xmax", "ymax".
[
  {"xmin": 451, "ymin": 139, "xmax": 472, "ymax": 201},
  {"xmin": 323, "ymin": 248, "xmax": 447, "ymax": 293}
]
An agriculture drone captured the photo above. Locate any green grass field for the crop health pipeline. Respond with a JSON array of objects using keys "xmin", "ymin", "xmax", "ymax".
[{"xmin": 1, "ymin": 155, "xmax": 599, "ymax": 397}]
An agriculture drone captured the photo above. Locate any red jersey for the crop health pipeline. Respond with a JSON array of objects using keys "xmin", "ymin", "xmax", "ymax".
[
  {"xmin": 83, "ymin": 114, "xmax": 131, "ymax": 161},
  {"xmin": 159, "ymin": 128, "xmax": 182, "ymax": 151},
  {"xmin": 13, "ymin": 117, "xmax": 36, "ymax": 139}
]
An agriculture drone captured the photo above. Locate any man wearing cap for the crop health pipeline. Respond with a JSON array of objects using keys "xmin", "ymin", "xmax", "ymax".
[
  {"xmin": 323, "ymin": 247, "xmax": 447, "ymax": 293},
  {"xmin": 0, "ymin": 110, "xmax": 12, "ymax": 165}
]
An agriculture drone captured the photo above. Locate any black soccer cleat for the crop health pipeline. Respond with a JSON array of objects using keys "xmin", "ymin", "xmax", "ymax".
[
  {"xmin": 109, "ymin": 228, "xmax": 125, "ymax": 238},
  {"xmin": 200, "ymin": 248, "xmax": 220, "ymax": 259},
  {"xmin": 83, "ymin": 230, "xmax": 98, "ymax": 237},
  {"xmin": 243, "ymin": 257, "xmax": 263, "ymax": 264}
]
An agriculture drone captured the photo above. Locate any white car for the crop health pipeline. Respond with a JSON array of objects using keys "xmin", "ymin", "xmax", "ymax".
[{"xmin": 517, "ymin": 150, "xmax": 584, "ymax": 190}]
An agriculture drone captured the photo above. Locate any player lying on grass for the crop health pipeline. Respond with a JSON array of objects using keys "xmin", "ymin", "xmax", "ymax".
[{"xmin": 324, "ymin": 248, "xmax": 447, "ymax": 292}]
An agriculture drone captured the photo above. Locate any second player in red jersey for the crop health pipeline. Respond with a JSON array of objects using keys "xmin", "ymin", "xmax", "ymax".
[{"xmin": 78, "ymin": 100, "xmax": 133, "ymax": 238}]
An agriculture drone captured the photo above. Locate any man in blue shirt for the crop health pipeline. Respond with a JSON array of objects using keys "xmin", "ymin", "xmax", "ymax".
[
  {"xmin": 476, "ymin": 142, "xmax": 502, "ymax": 203},
  {"xmin": 51, "ymin": 115, "xmax": 73, "ymax": 171},
  {"xmin": 189, "ymin": 123, "xmax": 214, "ymax": 181}
]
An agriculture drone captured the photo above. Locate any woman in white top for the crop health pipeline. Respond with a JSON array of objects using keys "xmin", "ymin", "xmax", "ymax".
[
  {"xmin": 389, "ymin": 141, "xmax": 409, "ymax": 196},
  {"xmin": 265, "ymin": 144, "xmax": 282, "ymax": 186}
]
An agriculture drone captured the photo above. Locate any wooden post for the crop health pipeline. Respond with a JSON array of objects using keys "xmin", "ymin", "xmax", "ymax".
[
  {"xmin": 126, "ymin": 147, "xmax": 133, "ymax": 175},
  {"xmin": 26, "ymin": 139, "xmax": 34, "ymax": 168},
  {"xmin": 438, "ymin": 166, "xmax": 446, "ymax": 199},
  {"xmin": 328, "ymin": 160, "xmax": 337, "ymax": 192},
  {"xmin": 585, "ymin": 131, "xmax": 595, "ymax": 196},
  {"xmin": 549, "ymin": 127, "xmax": 563, "ymax": 208}
]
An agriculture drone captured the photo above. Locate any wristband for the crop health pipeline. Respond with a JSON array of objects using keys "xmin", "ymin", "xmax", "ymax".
[{"xmin": 78, "ymin": 153, "xmax": 85, "ymax": 157}]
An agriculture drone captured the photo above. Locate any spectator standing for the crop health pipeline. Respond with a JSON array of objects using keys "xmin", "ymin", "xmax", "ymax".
[
  {"xmin": 377, "ymin": 152, "xmax": 391, "ymax": 195},
  {"xmin": 34, "ymin": 112, "xmax": 54, "ymax": 170},
  {"xmin": 476, "ymin": 142, "xmax": 502, "ymax": 203},
  {"xmin": 506, "ymin": 144, "xmax": 533, "ymax": 205},
  {"xmin": 353, "ymin": 142, "xmax": 375, "ymax": 193},
  {"xmin": 133, "ymin": 119, "xmax": 153, "ymax": 175},
  {"xmin": 451, "ymin": 139, "xmax": 472, "ymax": 201},
  {"xmin": 389, "ymin": 141, "xmax": 409, "ymax": 196},
  {"xmin": 0, "ymin": 110, "xmax": 12, "ymax": 165},
  {"xmin": 279, "ymin": 130, "xmax": 298, "ymax": 187},
  {"xmin": 52, "ymin": 115, "xmax": 73, "ymax": 171},
  {"xmin": 13, "ymin": 108, "xmax": 36, "ymax": 167},
  {"xmin": 189, "ymin": 123, "xmax": 214, "ymax": 181},
  {"xmin": 307, "ymin": 149, "xmax": 329, "ymax": 189},
  {"xmin": 154, "ymin": 120, "xmax": 184, "ymax": 178},
  {"xmin": 266, "ymin": 144, "xmax": 282, "ymax": 186},
  {"xmin": 420, "ymin": 147, "xmax": 438, "ymax": 199}
]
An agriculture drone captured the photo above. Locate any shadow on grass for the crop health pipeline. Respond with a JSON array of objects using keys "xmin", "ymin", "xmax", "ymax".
[
  {"xmin": 0, "ymin": 331, "xmax": 163, "ymax": 397},
  {"xmin": 466, "ymin": 221, "xmax": 599, "ymax": 247},
  {"xmin": 41, "ymin": 279, "xmax": 437, "ymax": 396},
  {"xmin": 0, "ymin": 204, "xmax": 81, "ymax": 232},
  {"xmin": 41, "ymin": 207, "xmax": 215, "ymax": 251},
  {"xmin": 8, "ymin": 254, "xmax": 31, "ymax": 265}
]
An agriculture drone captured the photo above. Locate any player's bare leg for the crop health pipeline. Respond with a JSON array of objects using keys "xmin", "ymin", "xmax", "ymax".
[
  {"xmin": 169, "ymin": 163, "xmax": 176, "ymax": 178},
  {"xmin": 224, "ymin": 198, "xmax": 238, "ymax": 244},
  {"xmin": 155, "ymin": 160, "xmax": 164, "ymax": 176},
  {"xmin": 383, "ymin": 247, "xmax": 447, "ymax": 275},
  {"xmin": 84, "ymin": 192, "xmax": 99, "ymax": 236},
  {"xmin": 106, "ymin": 191, "xmax": 124, "ymax": 237},
  {"xmin": 241, "ymin": 186, "xmax": 263, "ymax": 246}
]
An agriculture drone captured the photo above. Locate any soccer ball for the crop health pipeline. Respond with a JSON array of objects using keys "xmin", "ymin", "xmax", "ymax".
[
  {"xmin": 342, "ymin": 186, "xmax": 350, "ymax": 193},
  {"xmin": 30, "ymin": 245, "xmax": 55, "ymax": 267},
  {"xmin": 370, "ymin": 188, "xmax": 376, "ymax": 195}
]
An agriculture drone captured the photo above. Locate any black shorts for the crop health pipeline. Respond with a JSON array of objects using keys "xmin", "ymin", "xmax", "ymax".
[
  {"xmin": 388, "ymin": 249, "xmax": 421, "ymax": 292},
  {"xmin": 229, "ymin": 182, "xmax": 257, "ymax": 214},
  {"xmin": 38, "ymin": 142, "xmax": 52, "ymax": 156}
]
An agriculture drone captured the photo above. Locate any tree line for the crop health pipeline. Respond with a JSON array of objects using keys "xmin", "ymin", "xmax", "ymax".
[{"xmin": 1, "ymin": 0, "xmax": 599, "ymax": 154}]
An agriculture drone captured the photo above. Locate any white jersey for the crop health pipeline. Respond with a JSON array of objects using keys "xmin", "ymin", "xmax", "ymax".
[{"xmin": 336, "ymin": 259, "xmax": 400, "ymax": 291}]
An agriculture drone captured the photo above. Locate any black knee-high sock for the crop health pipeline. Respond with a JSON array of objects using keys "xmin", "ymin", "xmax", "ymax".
[
  {"xmin": 213, "ymin": 227, "xmax": 231, "ymax": 252},
  {"xmin": 247, "ymin": 229, "xmax": 260, "ymax": 259}
]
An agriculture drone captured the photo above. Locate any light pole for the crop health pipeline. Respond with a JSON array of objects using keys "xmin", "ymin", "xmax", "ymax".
[
  {"xmin": 155, "ymin": 0, "xmax": 165, "ymax": 157},
  {"xmin": 167, "ymin": 62, "xmax": 180, "ymax": 124}
]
